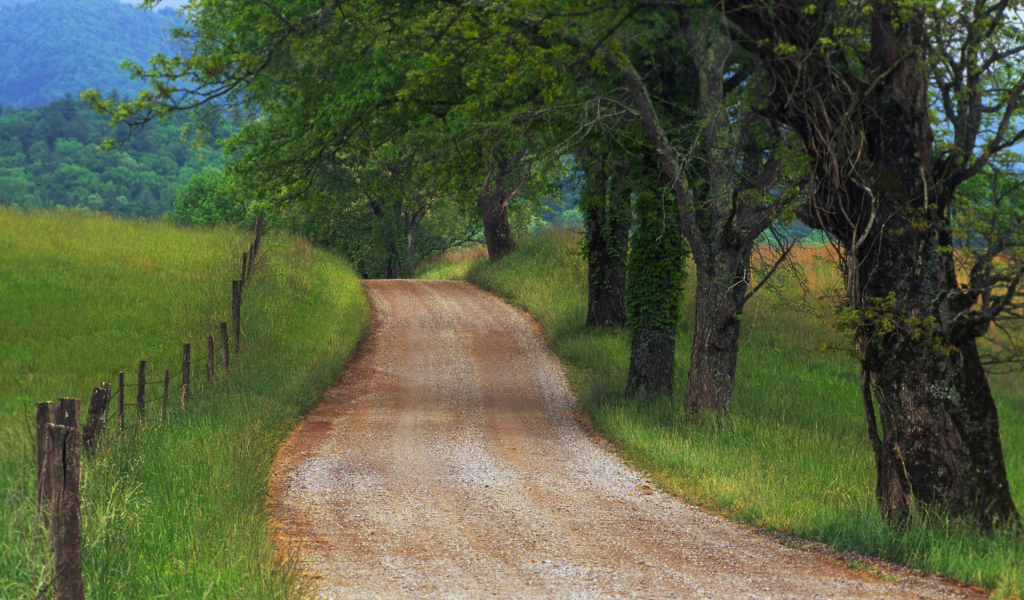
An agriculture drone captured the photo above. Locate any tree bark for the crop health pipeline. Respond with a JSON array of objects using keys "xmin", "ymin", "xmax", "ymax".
[
  {"xmin": 581, "ymin": 158, "xmax": 630, "ymax": 328},
  {"xmin": 626, "ymin": 326, "xmax": 677, "ymax": 397},
  {"xmin": 685, "ymin": 244, "xmax": 750, "ymax": 415},
  {"xmin": 480, "ymin": 154, "xmax": 526, "ymax": 261},
  {"xmin": 720, "ymin": 0, "xmax": 1019, "ymax": 526}
]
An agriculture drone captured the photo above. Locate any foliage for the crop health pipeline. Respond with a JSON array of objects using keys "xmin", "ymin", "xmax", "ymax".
[
  {"xmin": 625, "ymin": 181, "xmax": 687, "ymax": 333},
  {"xmin": 0, "ymin": 95, "xmax": 231, "ymax": 217},
  {"xmin": 173, "ymin": 167, "xmax": 244, "ymax": 225},
  {"xmin": 0, "ymin": 0, "xmax": 181, "ymax": 109},
  {"xmin": 0, "ymin": 207, "xmax": 370, "ymax": 598}
]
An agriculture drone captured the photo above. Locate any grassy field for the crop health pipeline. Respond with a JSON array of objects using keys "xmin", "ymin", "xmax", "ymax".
[
  {"xmin": 420, "ymin": 231, "xmax": 1024, "ymax": 599},
  {"xmin": 0, "ymin": 207, "xmax": 370, "ymax": 599}
]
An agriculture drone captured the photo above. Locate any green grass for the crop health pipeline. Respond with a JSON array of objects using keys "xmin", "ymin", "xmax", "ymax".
[
  {"xmin": 0, "ymin": 207, "xmax": 370, "ymax": 599},
  {"xmin": 432, "ymin": 230, "xmax": 1024, "ymax": 599}
]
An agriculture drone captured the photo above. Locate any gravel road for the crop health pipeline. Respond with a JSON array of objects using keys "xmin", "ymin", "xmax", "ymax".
[{"xmin": 268, "ymin": 280, "xmax": 980, "ymax": 600}]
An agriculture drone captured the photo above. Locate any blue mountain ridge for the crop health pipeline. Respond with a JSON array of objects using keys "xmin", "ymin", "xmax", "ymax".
[{"xmin": 0, "ymin": 0, "xmax": 182, "ymax": 109}]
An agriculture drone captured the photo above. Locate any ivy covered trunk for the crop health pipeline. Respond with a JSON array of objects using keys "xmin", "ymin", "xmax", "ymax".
[
  {"xmin": 581, "ymin": 161, "xmax": 631, "ymax": 328},
  {"xmin": 625, "ymin": 171, "xmax": 685, "ymax": 398},
  {"xmin": 685, "ymin": 242, "xmax": 750, "ymax": 415}
]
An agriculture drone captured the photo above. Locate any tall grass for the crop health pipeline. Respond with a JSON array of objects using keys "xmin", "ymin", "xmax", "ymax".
[
  {"xmin": 0, "ymin": 207, "xmax": 370, "ymax": 599},
  {"xmin": 444, "ymin": 230, "xmax": 1024, "ymax": 599}
]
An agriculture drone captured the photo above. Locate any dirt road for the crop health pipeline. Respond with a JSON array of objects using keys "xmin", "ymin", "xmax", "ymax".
[{"xmin": 268, "ymin": 280, "xmax": 977, "ymax": 600}]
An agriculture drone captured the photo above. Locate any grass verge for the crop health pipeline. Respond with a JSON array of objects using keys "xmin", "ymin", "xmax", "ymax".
[
  {"xmin": 427, "ymin": 230, "xmax": 1024, "ymax": 599},
  {"xmin": 0, "ymin": 207, "xmax": 370, "ymax": 599}
]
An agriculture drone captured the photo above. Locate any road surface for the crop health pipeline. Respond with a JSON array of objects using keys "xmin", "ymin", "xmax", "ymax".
[{"xmin": 268, "ymin": 280, "xmax": 977, "ymax": 600}]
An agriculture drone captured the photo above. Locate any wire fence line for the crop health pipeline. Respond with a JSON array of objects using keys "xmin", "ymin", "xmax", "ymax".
[{"xmin": 33, "ymin": 213, "xmax": 265, "ymax": 600}]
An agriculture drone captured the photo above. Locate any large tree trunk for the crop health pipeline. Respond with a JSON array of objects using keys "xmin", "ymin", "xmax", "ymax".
[
  {"xmin": 748, "ymin": 1, "xmax": 1019, "ymax": 526},
  {"xmin": 625, "ymin": 163, "xmax": 685, "ymax": 398},
  {"xmin": 836, "ymin": 160, "xmax": 1018, "ymax": 525},
  {"xmin": 685, "ymin": 243, "xmax": 750, "ymax": 415},
  {"xmin": 581, "ymin": 160, "xmax": 630, "ymax": 327},
  {"xmin": 480, "ymin": 155, "xmax": 525, "ymax": 261},
  {"xmin": 480, "ymin": 188, "xmax": 516, "ymax": 260}
]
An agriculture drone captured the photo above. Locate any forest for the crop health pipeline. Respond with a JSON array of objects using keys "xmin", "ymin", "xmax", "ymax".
[
  {"xmin": 0, "ymin": 93, "xmax": 230, "ymax": 217},
  {"xmin": 62, "ymin": 0, "xmax": 1024, "ymax": 545}
]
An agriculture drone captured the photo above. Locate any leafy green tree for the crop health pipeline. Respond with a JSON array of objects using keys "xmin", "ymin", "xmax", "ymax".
[{"xmin": 174, "ymin": 168, "xmax": 244, "ymax": 225}]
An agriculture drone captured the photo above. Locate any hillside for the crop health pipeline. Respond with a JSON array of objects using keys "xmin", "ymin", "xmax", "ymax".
[
  {"xmin": 0, "ymin": 95, "xmax": 232, "ymax": 216},
  {"xmin": 0, "ymin": 208, "xmax": 370, "ymax": 598},
  {"xmin": 0, "ymin": 0, "xmax": 181, "ymax": 109}
]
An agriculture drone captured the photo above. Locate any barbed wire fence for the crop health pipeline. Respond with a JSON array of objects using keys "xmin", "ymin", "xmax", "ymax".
[{"xmin": 33, "ymin": 212, "xmax": 265, "ymax": 600}]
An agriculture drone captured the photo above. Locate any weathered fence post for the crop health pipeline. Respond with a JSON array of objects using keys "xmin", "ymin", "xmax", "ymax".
[
  {"xmin": 241, "ymin": 251, "xmax": 248, "ymax": 287},
  {"xmin": 254, "ymin": 211, "xmax": 264, "ymax": 245},
  {"xmin": 137, "ymin": 360, "xmax": 147, "ymax": 426},
  {"xmin": 207, "ymin": 335, "xmax": 215, "ymax": 382},
  {"xmin": 117, "ymin": 371, "xmax": 125, "ymax": 430},
  {"xmin": 35, "ymin": 401, "xmax": 56, "ymax": 523},
  {"xmin": 163, "ymin": 369, "xmax": 170, "ymax": 423},
  {"xmin": 182, "ymin": 343, "xmax": 191, "ymax": 406},
  {"xmin": 220, "ymin": 322, "xmax": 229, "ymax": 371},
  {"xmin": 248, "ymin": 242, "xmax": 256, "ymax": 280},
  {"xmin": 232, "ymin": 280, "xmax": 241, "ymax": 355},
  {"xmin": 83, "ymin": 383, "xmax": 111, "ymax": 451},
  {"xmin": 47, "ymin": 398, "xmax": 84, "ymax": 600}
]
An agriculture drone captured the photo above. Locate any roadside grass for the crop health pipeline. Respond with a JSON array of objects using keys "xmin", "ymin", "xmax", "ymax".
[
  {"xmin": 416, "ymin": 244, "xmax": 488, "ymax": 281},
  {"xmin": 433, "ymin": 229, "xmax": 1024, "ymax": 599},
  {"xmin": 0, "ymin": 207, "xmax": 370, "ymax": 599}
]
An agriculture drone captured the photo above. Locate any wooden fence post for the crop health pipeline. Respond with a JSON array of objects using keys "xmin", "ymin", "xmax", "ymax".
[
  {"xmin": 248, "ymin": 242, "xmax": 256, "ymax": 280},
  {"xmin": 117, "ymin": 371, "xmax": 125, "ymax": 430},
  {"xmin": 182, "ymin": 343, "xmax": 191, "ymax": 406},
  {"xmin": 163, "ymin": 369, "xmax": 170, "ymax": 423},
  {"xmin": 35, "ymin": 402, "xmax": 56, "ymax": 522},
  {"xmin": 207, "ymin": 335, "xmax": 215, "ymax": 382},
  {"xmin": 232, "ymin": 280, "xmax": 241, "ymax": 355},
  {"xmin": 253, "ymin": 211, "xmax": 264, "ymax": 256},
  {"xmin": 137, "ymin": 360, "xmax": 146, "ymax": 425},
  {"xmin": 241, "ymin": 251, "xmax": 248, "ymax": 287},
  {"xmin": 220, "ymin": 322, "xmax": 229, "ymax": 371},
  {"xmin": 47, "ymin": 415, "xmax": 84, "ymax": 600},
  {"xmin": 83, "ymin": 383, "xmax": 111, "ymax": 451}
]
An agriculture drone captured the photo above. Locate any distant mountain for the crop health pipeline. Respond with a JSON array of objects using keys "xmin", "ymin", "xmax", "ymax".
[{"xmin": 0, "ymin": 0, "xmax": 182, "ymax": 108}]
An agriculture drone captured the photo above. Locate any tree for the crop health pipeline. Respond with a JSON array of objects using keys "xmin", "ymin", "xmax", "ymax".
[
  {"xmin": 174, "ymin": 168, "xmax": 243, "ymax": 225},
  {"xmin": 86, "ymin": 0, "xmax": 549, "ymax": 264},
  {"xmin": 613, "ymin": 5, "xmax": 801, "ymax": 414},
  {"xmin": 577, "ymin": 149, "xmax": 631, "ymax": 327},
  {"xmin": 625, "ymin": 154, "xmax": 688, "ymax": 396},
  {"xmin": 720, "ymin": 0, "xmax": 1024, "ymax": 526}
]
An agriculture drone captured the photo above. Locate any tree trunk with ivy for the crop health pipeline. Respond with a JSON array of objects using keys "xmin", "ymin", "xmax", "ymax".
[
  {"xmin": 621, "ymin": 10, "xmax": 788, "ymax": 417},
  {"xmin": 580, "ymin": 157, "xmax": 631, "ymax": 328},
  {"xmin": 723, "ymin": 0, "xmax": 1019, "ymax": 526},
  {"xmin": 625, "ymin": 163, "xmax": 685, "ymax": 398}
]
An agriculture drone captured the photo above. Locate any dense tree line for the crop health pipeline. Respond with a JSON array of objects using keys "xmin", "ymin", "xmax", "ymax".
[
  {"xmin": 0, "ymin": 93, "xmax": 230, "ymax": 217},
  {"xmin": 95, "ymin": 0, "xmax": 1024, "ymax": 530}
]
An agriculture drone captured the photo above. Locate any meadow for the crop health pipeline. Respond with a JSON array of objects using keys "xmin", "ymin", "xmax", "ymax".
[
  {"xmin": 0, "ymin": 207, "xmax": 370, "ymax": 599},
  {"xmin": 420, "ymin": 231, "xmax": 1024, "ymax": 599}
]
